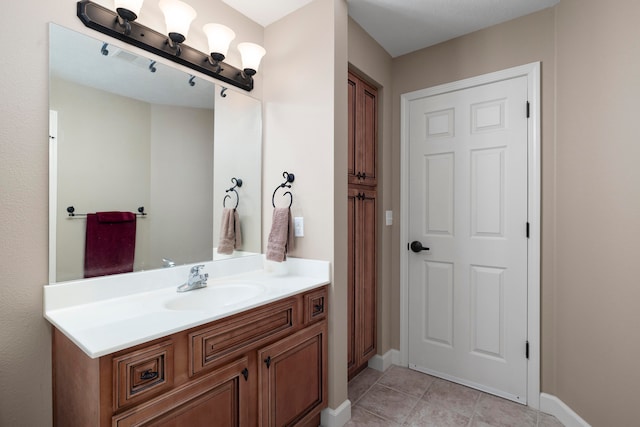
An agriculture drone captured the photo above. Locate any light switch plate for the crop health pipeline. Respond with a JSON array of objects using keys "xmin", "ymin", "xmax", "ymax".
[
  {"xmin": 294, "ymin": 217, "xmax": 304, "ymax": 237},
  {"xmin": 385, "ymin": 210, "xmax": 393, "ymax": 226}
]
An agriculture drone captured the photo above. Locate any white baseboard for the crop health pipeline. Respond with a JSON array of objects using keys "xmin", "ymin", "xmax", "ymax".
[
  {"xmin": 368, "ymin": 349, "xmax": 401, "ymax": 372},
  {"xmin": 320, "ymin": 399, "xmax": 351, "ymax": 427},
  {"xmin": 540, "ymin": 393, "xmax": 591, "ymax": 427}
]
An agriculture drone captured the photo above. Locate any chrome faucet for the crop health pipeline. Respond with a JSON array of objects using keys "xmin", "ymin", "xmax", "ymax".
[{"xmin": 177, "ymin": 264, "xmax": 208, "ymax": 292}]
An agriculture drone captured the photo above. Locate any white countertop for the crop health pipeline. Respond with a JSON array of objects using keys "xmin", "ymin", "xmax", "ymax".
[{"xmin": 44, "ymin": 256, "xmax": 330, "ymax": 358}]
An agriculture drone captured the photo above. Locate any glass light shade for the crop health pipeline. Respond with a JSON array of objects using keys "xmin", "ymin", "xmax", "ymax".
[
  {"xmin": 158, "ymin": 0, "xmax": 197, "ymax": 39},
  {"xmin": 203, "ymin": 24, "xmax": 236, "ymax": 58},
  {"xmin": 237, "ymin": 42, "xmax": 266, "ymax": 74},
  {"xmin": 114, "ymin": 0, "xmax": 144, "ymax": 16}
]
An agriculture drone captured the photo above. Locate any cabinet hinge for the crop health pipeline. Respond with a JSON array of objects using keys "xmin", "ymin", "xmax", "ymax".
[
  {"xmin": 526, "ymin": 222, "xmax": 530, "ymax": 238},
  {"xmin": 526, "ymin": 101, "xmax": 530, "ymax": 118},
  {"xmin": 526, "ymin": 341, "xmax": 530, "ymax": 359}
]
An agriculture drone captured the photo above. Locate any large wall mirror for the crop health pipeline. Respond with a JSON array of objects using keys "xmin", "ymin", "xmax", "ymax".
[{"xmin": 49, "ymin": 24, "xmax": 262, "ymax": 284}]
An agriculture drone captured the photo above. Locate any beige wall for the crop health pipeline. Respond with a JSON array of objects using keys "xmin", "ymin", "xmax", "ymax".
[
  {"xmin": 0, "ymin": 1, "xmax": 262, "ymax": 425},
  {"xmin": 553, "ymin": 0, "xmax": 640, "ymax": 425},
  {"xmin": 262, "ymin": 0, "xmax": 349, "ymax": 409},
  {"xmin": 347, "ymin": 18, "xmax": 395, "ymax": 354},
  {"xmin": 149, "ymin": 104, "xmax": 214, "ymax": 268}
]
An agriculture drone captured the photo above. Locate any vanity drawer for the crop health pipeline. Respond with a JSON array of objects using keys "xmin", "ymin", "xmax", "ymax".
[
  {"xmin": 113, "ymin": 340, "xmax": 174, "ymax": 411},
  {"xmin": 304, "ymin": 287, "xmax": 328, "ymax": 324},
  {"xmin": 190, "ymin": 297, "xmax": 298, "ymax": 376}
]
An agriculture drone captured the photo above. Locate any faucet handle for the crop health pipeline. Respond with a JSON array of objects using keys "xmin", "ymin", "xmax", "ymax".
[{"xmin": 190, "ymin": 264, "xmax": 205, "ymax": 275}]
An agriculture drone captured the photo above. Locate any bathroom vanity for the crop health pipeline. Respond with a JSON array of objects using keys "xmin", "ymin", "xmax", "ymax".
[
  {"xmin": 45, "ymin": 257, "xmax": 329, "ymax": 427},
  {"xmin": 46, "ymin": 23, "xmax": 330, "ymax": 426}
]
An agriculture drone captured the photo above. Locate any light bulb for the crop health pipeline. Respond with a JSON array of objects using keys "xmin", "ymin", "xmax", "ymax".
[
  {"xmin": 114, "ymin": 0, "xmax": 144, "ymax": 18},
  {"xmin": 159, "ymin": 0, "xmax": 197, "ymax": 43},
  {"xmin": 203, "ymin": 23, "xmax": 235, "ymax": 62},
  {"xmin": 237, "ymin": 42, "xmax": 266, "ymax": 76}
]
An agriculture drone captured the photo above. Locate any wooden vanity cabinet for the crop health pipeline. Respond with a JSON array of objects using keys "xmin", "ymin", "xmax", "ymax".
[{"xmin": 52, "ymin": 286, "xmax": 328, "ymax": 427}]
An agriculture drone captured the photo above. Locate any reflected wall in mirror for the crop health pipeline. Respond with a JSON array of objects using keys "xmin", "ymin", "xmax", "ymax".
[
  {"xmin": 213, "ymin": 88, "xmax": 262, "ymax": 259},
  {"xmin": 49, "ymin": 24, "xmax": 262, "ymax": 283}
]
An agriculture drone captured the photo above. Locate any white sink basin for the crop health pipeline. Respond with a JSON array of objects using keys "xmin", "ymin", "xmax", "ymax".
[{"xmin": 164, "ymin": 282, "xmax": 266, "ymax": 311}]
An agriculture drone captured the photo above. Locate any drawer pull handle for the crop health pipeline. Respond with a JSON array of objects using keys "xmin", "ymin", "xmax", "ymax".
[
  {"xmin": 140, "ymin": 370, "xmax": 159, "ymax": 381},
  {"xmin": 264, "ymin": 356, "xmax": 271, "ymax": 369},
  {"xmin": 313, "ymin": 303, "xmax": 324, "ymax": 313},
  {"xmin": 242, "ymin": 368, "xmax": 249, "ymax": 381}
]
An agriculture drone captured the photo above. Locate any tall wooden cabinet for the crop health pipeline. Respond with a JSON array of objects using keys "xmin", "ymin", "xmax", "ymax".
[{"xmin": 347, "ymin": 71, "xmax": 378, "ymax": 379}]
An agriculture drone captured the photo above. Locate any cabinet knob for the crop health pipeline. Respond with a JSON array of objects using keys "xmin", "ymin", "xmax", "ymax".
[
  {"xmin": 313, "ymin": 303, "xmax": 324, "ymax": 314},
  {"xmin": 264, "ymin": 356, "xmax": 272, "ymax": 369},
  {"xmin": 241, "ymin": 368, "xmax": 249, "ymax": 381}
]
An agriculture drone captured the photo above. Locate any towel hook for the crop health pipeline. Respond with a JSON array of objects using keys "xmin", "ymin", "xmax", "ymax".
[
  {"xmin": 223, "ymin": 177, "xmax": 243, "ymax": 209},
  {"xmin": 272, "ymin": 171, "xmax": 295, "ymax": 208}
]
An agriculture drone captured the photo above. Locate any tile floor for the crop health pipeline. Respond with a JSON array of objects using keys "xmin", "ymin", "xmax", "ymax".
[{"xmin": 346, "ymin": 366, "xmax": 564, "ymax": 427}]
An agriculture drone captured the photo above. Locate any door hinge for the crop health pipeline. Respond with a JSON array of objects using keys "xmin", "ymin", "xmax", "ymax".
[
  {"xmin": 526, "ymin": 222, "xmax": 530, "ymax": 238},
  {"xmin": 526, "ymin": 341, "xmax": 530, "ymax": 359},
  {"xmin": 526, "ymin": 101, "xmax": 530, "ymax": 118}
]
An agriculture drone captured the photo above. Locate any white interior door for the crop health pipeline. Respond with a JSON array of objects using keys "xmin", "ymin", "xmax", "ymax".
[{"xmin": 407, "ymin": 75, "xmax": 529, "ymax": 403}]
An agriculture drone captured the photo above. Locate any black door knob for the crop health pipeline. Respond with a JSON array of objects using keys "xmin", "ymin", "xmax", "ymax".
[{"xmin": 410, "ymin": 241, "xmax": 429, "ymax": 253}]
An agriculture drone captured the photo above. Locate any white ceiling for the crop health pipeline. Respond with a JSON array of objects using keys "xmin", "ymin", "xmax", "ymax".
[
  {"xmin": 222, "ymin": 0, "xmax": 314, "ymax": 27},
  {"xmin": 223, "ymin": 0, "xmax": 559, "ymax": 58}
]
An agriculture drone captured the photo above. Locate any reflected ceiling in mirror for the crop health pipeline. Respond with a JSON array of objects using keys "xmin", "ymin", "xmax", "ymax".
[{"xmin": 49, "ymin": 24, "xmax": 262, "ymax": 284}]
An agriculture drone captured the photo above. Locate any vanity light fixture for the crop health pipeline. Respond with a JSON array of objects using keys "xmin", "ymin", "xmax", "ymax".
[
  {"xmin": 158, "ymin": 0, "xmax": 197, "ymax": 56},
  {"xmin": 76, "ymin": 0, "xmax": 265, "ymax": 92},
  {"xmin": 114, "ymin": 0, "xmax": 144, "ymax": 35}
]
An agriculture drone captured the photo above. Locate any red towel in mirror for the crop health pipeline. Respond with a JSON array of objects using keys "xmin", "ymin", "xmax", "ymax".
[{"xmin": 84, "ymin": 211, "xmax": 137, "ymax": 278}]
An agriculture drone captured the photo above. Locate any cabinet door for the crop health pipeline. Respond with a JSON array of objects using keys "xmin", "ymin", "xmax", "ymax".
[
  {"xmin": 358, "ymin": 190, "xmax": 377, "ymax": 363},
  {"xmin": 348, "ymin": 76, "xmax": 357, "ymax": 179},
  {"xmin": 113, "ymin": 358, "xmax": 249, "ymax": 427},
  {"xmin": 347, "ymin": 188, "xmax": 377, "ymax": 379},
  {"xmin": 348, "ymin": 71, "xmax": 378, "ymax": 187},
  {"xmin": 347, "ymin": 191, "xmax": 358, "ymax": 374},
  {"xmin": 258, "ymin": 322, "xmax": 328, "ymax": 427}
]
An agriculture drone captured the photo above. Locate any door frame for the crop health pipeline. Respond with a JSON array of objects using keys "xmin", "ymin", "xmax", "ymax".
[{"xmin": 399, "ymin": 62, "xmax": 541, "ymax": 409}]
